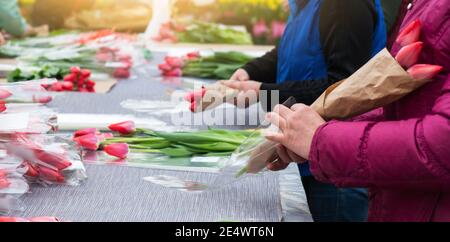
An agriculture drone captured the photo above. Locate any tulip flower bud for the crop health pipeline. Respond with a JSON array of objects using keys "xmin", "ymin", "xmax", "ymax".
[
  {"xmin": 39, "ymin": 166, "xmax": 65, "ymax": 183},
  {"xmin": 395, "ymin": 42, "xmax": 423, "ymax": 68},
  {"xmin": 104, "ymin": 143, "xmax": 129, "ymax": 159},
  {"xmin": 396, "ymin": 20, "xmax": 421, "ymax": 47},
  {"xmin": 108, "ymin": 121, "xmax": 136, "ymax": 135},
  {"xmin": 0, "ymin": 88, "xmax": 12, "ymax": 99},
  {"xmin": 407, "ymin": 64, "xmax": 443, "ymax": 81}
]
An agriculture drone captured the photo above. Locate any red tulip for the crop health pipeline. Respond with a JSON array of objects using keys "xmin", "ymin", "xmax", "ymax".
[
  {"xmin": 0, "ymin": 169, "xmax": 6, "ymax": 178},
  {"xmin": 407, "ymin": 64, "xmax": 443, "ymax": 81},
  {"xmin": 73, "ymin": 128, "xmax": 98, "ymax": 138},
  {"xmin": 34, "ymin": 150, "xmax": 72, "ymax": 170},
  {"xmin": 158, "ymin": 63, "xmax": 172, "ymax": 72},
  {"xmin": 0, "ymin": 178, "xmax": 11, "ymax": 189},
  {"xmin": 49, "ymin": 82, "xmax": 64, "ymax": 92},
  {"xmin": 32, "ymin": 95, "xmax": 53, "ymax": 104},
  {"xmin": 113, "ymin": 68, "xmax": 131, "ymax": 79},
  {"xmin": 0, "ymin": 88, "xmax": 12, "ymax": 99},
  {"xmin": 86, "ymin": 80, "xmax": 96, "ymax": 88},
  {"xmin": 186, "ymin": 51, "xmax": 200, "ymax": 59},
  {"xmin": 190, "ymin": 101, "xmax": 197, "ymax": 112},
  {"xmin": 108, "ymin": 121, "xmax": 136, "ymax": 135},
  {"xmin": 104, "ymin": 143, "xmax": 129, "ymax": 159},
  {"xmin": 23, "ymin": 161, "xmax": 39, "ymax": 178},
  {"xmin": 29, "ymin": 217, "xmax": 60, "ymax": 222},
  {"xmin": 0, "ymin": 100, "xmax": 6, "ymax": 113},
  {"xmin": 164, "ymin": 68, "xmax": 182, "ymax": 77},
  {"xmin": 70, "ymin": 66, "xmax": 81, "ymax": 74},
  {"xmin": 39, "ymin": 166, "xmax": 65, "ymax": 183},
  {"xmin": 165, "ymin": 57, "xmax": 184, "ymax": 68},
  {"xmin": 63, "ymin": 73, "xmax": 77, "ymax": 83},
  {"xmin": 396, "ymin": 20, "xmax": 421, "ymax": 47},
  {"xmin": 80, "ymin": 69, "xmax": 91, "ymax": 78},
  {"xmin": 395, "ymin": 42, "xmax": 423, "ymax": 68},
  {"xmin": 61, "ymin": 81, "xmax": 74, "ymax": 91},
  {"xmin": 74, "ymin": 133, "xmax": 100, "ymax": 151},
  {"xmin": 0, "ymin": 217, "xmax": 29, "ymax": 222},
  {"xmin": 184, "ymin": 87, "xmax": 206, "ymax": 102}
]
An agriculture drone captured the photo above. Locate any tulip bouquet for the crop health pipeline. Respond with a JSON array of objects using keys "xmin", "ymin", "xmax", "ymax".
[
  {"xmin": 73, "ymin": 120, "xmax": 257, "ymax": 161},
  {"xmin": 4, "ymin": 134, "xmax": 87, "ymax": 186},
  {"xmin": 0, "ymin": 158, "xmax": 29, "ymax": 215},
  {"xmin": 158, "ymin": 51, "xmax": 254, "ymax": 80}
]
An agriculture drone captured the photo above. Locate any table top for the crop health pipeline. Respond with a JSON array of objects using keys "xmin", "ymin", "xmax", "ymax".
[{"xmin": 9, "ymin": 50, "xmax": 312, "ymax": 222}]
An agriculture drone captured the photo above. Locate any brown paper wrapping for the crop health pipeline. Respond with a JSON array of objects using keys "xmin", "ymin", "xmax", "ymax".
[{"xmin": 310, "ymin": 48, "xmax": 431, "ymax": 120}]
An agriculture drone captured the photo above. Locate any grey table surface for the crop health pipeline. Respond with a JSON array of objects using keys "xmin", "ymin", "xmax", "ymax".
[{"xmin": 12, "ymin": 51, "xmax": 312, "ymax": 222}]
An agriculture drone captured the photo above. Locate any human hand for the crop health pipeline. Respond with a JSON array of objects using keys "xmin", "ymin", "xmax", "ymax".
[
  {"xmin": 265, "ymin": 104, "xmax": 326, "ymax": 160},
  {"xmin": 228, "ymin": 68, "xmax": 250, "ymax": 82},
  {"xmin": 222, "ymin": 80, "xmax": 262, "ymax": 108}
]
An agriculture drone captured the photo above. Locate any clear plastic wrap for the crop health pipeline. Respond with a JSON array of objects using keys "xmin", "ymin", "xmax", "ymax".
[
  {"xmin": 1, "ymin": 79, "xmax": 56, "ymax": 104},
  {"xmin": 0, "ymin": 156, "xmax": 29, "ymax": 215},
  {"xmin": 0, "ymin": 104, "xmax": 57, "ymax": 134},
  {"xmin": 4, "ymin": 134, "xmax": 87, "ymax": 186},
  {"xmin": 143, "ymin": 98, "xmax": 297, "ymax": 192}
]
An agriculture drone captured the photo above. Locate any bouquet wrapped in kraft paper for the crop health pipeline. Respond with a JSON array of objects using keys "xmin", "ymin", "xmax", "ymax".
[{"xmin": 239, "ymin": 47, "xmax": 443, "ymax": 176}]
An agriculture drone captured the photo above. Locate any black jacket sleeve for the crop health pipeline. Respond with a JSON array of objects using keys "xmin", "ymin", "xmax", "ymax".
[
  {"xmin": 257, "ymin": 0, "xmax": 377, "ymax": 110},
  {"xmin": 241, "ymin": 47, "xmax": 278, "ymax": 84}
]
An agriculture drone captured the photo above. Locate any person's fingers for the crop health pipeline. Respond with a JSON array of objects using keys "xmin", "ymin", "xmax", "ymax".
[
  {"xmin": 287, "ymin": 149, "xmax": 306, "ymax": 163},
  {"xmin": 291, "ymin": 103, "xmax": 308, "ymax": 112},
  {"xmin": 222, "ymin": 80, "xmax": 241, "ymax": 90},
  {"xmin": 276, "ymin": 145, "xmax": 292, "ymax": 164},
  {"xmin": 265, "ymin": 112, "xmax": 287, "ymax": 130},
  {"xmin": 267, "ymin": 161, "xmax": 289, "ymax": 171},
  {"xmin": 264, "ymin": 131, "xmax": 285, "ymax": 144},
  {"xmin": 273, "ymin": 104, "xmax": 292, "ymax": 119}
]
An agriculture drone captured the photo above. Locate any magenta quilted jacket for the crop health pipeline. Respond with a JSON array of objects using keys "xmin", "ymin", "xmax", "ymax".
[{"xmin": 309, "ymin": 0, "xmax": 450, "ymax": 222}]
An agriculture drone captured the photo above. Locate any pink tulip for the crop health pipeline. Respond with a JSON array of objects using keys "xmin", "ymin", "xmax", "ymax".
[
  {"xmin": 395, "ymin": 42, "xmax": 423, "ymax": 68},
  {"xmin": 189, "ymin": 101, "xmax": 197, "ymax": 113},
  {"xmin": 0, "ymin": 178, "xmax": 11, "ymax": 189},
  {"xmin": 186, "ymin": 51, "xmax": 200, "ymax": 60},
  {"xmin": 29, "ymin": 217, "xmax": 60, "ymax": 222},
  {"xmin": 165, "ymin": 57, "xmax": 184, "ymax": 68},
  {"xmin": 164, "ymin": 68, "xmax": 183, "ymax": 77},
  {"xmin": 38, "ymin": 166, "xmax": 65, "ymax": 183},
  {"xmin": 104, "ymin": 143, "xmax": 129, "ymax": 159},
  {"xmin": 271, "ymin": 21, "xmax": 286, "ymax": 39},
  {"xmin": 73, "ymin": 128, "xmax": 98, "ymax": 138},
  {"xmin": 74, "ymin": 133, "xmax": 100, "ymax": 151},
  {"xmin": 34, "ymin": 149, "xmax": 72, "ymax": 170},
  {"xmin": 0, "ymin": 217, "xmax": 30, "ymax": 222},
  {"xmin": 0, "ymin": 88, "xmax": 12, "ymax": 99},
  {"xmin": 108, "ymin": 121, "xmax": 136, "ymax": 135},
  {"xmin": 32, "ymin": 95, "xmax": 53, "ymax": 104},
  {"xmin": 253, "ymin": 20, "xmax": 269, "ymax": 37},
  {"xmin": 158, "ymin": 63, "xmax": 172, "ymax": 72},
  {"xmin": 407, "ymin": 64, "xmax": 443, "ymax": 81},
  {"xmin": 184, "ymin": 87, "xmax": 206, "ymax": 102},
  {"xmin": 0, "ymin": 100, "xmax": 6, "ymax": 113},
  {"xmin": 396, "ymin": 20, "xmax": 422, "ymax": 47}
]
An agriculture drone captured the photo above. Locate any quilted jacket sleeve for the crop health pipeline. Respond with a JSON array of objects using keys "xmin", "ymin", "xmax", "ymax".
[{"xmin": 309, "ymin": 75, "xmax": 450, "ymax": 190}]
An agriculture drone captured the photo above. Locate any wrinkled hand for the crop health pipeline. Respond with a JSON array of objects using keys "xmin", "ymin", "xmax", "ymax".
[
  {"xmin": 228, "ymin": 68, "xmax": 250, "ymax": 82},
  {"xmin": 265, "ymin": 104, "xmax": 326, "ymax": 160},
  {"xmin": 222, "ymin": 80, "xmax": 262, "ymax": 108},
  {"xmin": 266, "ymin": 144, "xmax": 305, "ymax": 171}
]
